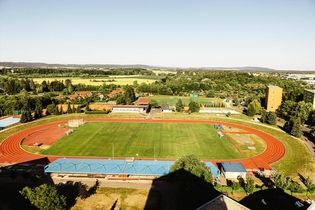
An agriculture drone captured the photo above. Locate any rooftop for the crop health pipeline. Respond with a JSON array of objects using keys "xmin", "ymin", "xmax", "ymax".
[
  {"xmin": 196, "ymin": 194, "xmax": 251, "ymax": 210},
  {"xmin": 221, "ymin": 162, "xmax": 246, "ymax": 173},
  {"xmin": 305, "ymin": 89, "xmax": 315, "ymax": 94},
  {"xmin": 267, "ymin": 85, "xmax": 282, "ymax": 89},
  {"xmin": 0, "ymin": 117, "xmax": 20, "ymax": 128},
  {"xmin": 136, "ymin": 97, "xmax": 151, "ymax": 105},
  {"xmin": 44, "ymin": 158, "xmax": 173, "ymax": 176}
]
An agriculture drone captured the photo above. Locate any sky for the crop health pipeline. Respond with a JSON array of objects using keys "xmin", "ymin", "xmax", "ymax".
[{"xmin": 0, "ymin": 0, "xmax": 315, "ymax": 70}]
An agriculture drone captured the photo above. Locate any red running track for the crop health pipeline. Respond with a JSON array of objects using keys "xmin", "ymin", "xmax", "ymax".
[{"xmin": 0, "ymin": 118, "xmax": 285, "ymax": 170}]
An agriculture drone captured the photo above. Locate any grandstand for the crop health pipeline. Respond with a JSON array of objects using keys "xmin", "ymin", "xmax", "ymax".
[
  {"xmin": 0, "ymin": 116, "xmax": 20, "ymax": 130},
  {"xmin": 44, "ymin": 158, "xmax": 221, "ymax": 179}
]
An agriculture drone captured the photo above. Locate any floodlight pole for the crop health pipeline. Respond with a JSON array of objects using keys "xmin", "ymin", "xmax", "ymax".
[
  {"xmin": 112, "ymin": 143, "xmax": 115, "ymax": 160},
  {"xmin": 154, "ymin": 144, "xmax": 155, "ymax": 160}
]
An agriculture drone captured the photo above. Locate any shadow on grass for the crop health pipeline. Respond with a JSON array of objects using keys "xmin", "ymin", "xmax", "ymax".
[
  {"xmin": 57, "ymin": 179, "xmax": 99, "ymax": 208},
  {"xmin": 240, "ymin": 188, "xmax": 309, "ymax": 210},
  {"xmin": 143, "ymin": 169, "xmax": 222, "ymax": 210},
  {"xmin": 0, "ymin": 157, "xmax": 99, "ymax": 210},
  {"xmin": 254, "ymin": 173, "xmax": 274, "ymax": 189},
  {"xmin": 0, "ymin": 157, "xmax": 52, "ymax": 210}
]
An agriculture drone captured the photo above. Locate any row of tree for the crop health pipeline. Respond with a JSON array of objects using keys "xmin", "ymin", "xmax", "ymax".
[{"xmin": 3, "ymin": 67, "xmax": 154, "ymax": 76}]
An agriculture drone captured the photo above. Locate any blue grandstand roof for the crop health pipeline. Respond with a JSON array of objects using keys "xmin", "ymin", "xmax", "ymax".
[
  {"xmin": 0, "ymin": 117, "xmax": 20, "ymax": 128},
  {"xmin": 205, "ymin": 162, "xmax": 221, "ymax": 177},
  {"xmin": 221, "ymin": 162, "xmax": 246, "ymax": 173},
  {"xmin": 44, "ymin": 158, "xmax": 221, "ymax": 177},
  {"xmin": 44, "ymin": 158, "xmax": 173, "ymax": 176}
]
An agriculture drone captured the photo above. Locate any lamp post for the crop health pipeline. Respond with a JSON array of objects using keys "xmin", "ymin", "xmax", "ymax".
[{"xmin": 112, "ymin": 143, "xmax": 114, "ymax": 160}]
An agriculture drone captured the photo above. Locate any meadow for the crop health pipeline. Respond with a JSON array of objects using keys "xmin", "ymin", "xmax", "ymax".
[
  {"xmin": 149, "ymin": 95, "xmax": 223, "ymax": 106},
  {"xmin": 42, "ymin": 122, "xmax": 243, "ymax": 159}
]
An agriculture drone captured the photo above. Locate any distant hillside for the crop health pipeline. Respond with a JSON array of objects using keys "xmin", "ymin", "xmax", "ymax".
[
  {"xmin": 0, "ymin": 61, "xmax": 280, "ymax": 72},
  {"xmin": 0, "ymin": 62, "xmax": 154, "ymax": 69}
]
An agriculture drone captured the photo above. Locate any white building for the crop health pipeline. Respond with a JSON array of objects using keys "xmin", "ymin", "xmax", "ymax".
[
  {"xmin": 220, "ymin": 162, "xmax": 247, "ymax": 179},
  {"xmin": 112, "ymin": 105, "xmax": 148, "ymax": 113}
]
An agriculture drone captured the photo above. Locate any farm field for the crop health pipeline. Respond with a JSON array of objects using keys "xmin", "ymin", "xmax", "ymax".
[
  {"xmin": 42, "ymin": 122, "xmax": 253, "ymax": 159},
  {"xmin": 149, "ymin": 95, "xmax": 223, "ymax": 106},
  {"xmin": 32, "ymin": 76, "xmax": 157, "ymax": 86}
]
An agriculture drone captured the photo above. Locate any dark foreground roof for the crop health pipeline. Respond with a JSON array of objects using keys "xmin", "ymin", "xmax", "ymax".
[{"xmin": 196, "ymin": 194, "xmax": 251, "ymax": 210}]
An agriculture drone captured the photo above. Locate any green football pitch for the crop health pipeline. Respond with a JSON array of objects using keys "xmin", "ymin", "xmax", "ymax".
[{"xmin": 42, "ymin": 122, "xmax": 241, "ymax": 159}]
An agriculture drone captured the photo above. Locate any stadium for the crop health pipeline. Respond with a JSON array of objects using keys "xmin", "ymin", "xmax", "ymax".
[{"xmin": 0, "ymin": 118, "xmax": 285, "ymax": 180}]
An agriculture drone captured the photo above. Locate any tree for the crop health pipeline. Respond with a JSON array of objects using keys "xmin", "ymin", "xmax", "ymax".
[
  {"xmin": 308, "ymin": 111, "xmax": 315, "ymax": 126},
  {"xmin": 290, "ymin": 117, "xmax": 303, "ymax": 137},
  {"xmin": 59, "ymin": 105, "xmax": 64, "ymax": 115},
  {"xmin": 34, "ymin": 100, "xmax": 43, "ymax": 119},
  {"xmin": 20, "ymin": 111, "xmax": 29, "ymax": 123},
  {"xmin": 295, "ymin": 101, "xmax": 312, "ymax": 123},
  {"xmin": 206, "ymin": 90, "xmax": 215, "ymax": 98},
  {"xmin": 244, "ymin": 177, "xmax": 255, "ymax": 194},
  {"xmin": 273, "ymin": 173, "xmax": 291, "ymax": 190},
  {"xmin": 85, "ymin": 103, "xmax": 91, "ymax": 111},
  {"xmin": 41, "ymin": 80, "xmax": 49, "ymax": 92},
  {"xmin": 20, "ymin": 184, "xmax": 66, "ymax": 210},
  {"xmin": 150, "ymin": 99, "xmax": 159, "ymax": 108},
  {"xmin": 124, "ymin": 86, "xmax": 136, "ymax": 105},
  {"xmin": 176, "ymin": 99, "xmax": 184, "ymax": 112},
  {"xmin": 260, "ymin": 109, "xmax": 267, "ymax": 123},
  {"xmin": 288, "ymin": 180, "xmax": 304, "ymax": 195},
  {"xmin": 284, "ymin": 117, "xmax": 303, "ymax": 137},
  {"xmin": 72, "ymin": 104, "xmax": 76, "ymax": 113},
  {"xmin": 170, "ymin": 154, "xmax": 212, "ymax": 183},
  {"xmin": 76, "ymin": 105, "xmax": 81, "ymax": 113},
  {"xmin": 46, "ymin": 103, "xmax": 56, "ymax": 115},
  {"xmin": 20, "ymin": 100, "xmax": 32, "ymax": 123},
  {"xmin": 67, "ymin": 102, "xmax": 72, "ymax": 114},
  {"xmin": 188, "ymin": 101, "xmax": 200, "ymax": 113},
  {"xmin": 229, "ymin": 180, "xmax": 240, "ymax": 194},
  {"xmin": 304, "ymin": 177, "xmax": 315, "ymax": 195},
  {"xmin": 247, "ymin": 99, "xmax": 261, "ymax": 116},
  {"xmin": 116, "ymin": 94, "xmax": 126, "ymax": 104},
  {"xmin": 266, "ymin": 112, "xmax": 277, "ymax": 125}
]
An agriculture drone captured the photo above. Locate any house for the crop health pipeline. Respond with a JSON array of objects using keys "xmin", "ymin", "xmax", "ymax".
[
  {"xmin": 107, "ymin": 89, "xmax": 125, "ymax": 98},
  {"xmin": 96, "ymin": 92, "xmax": 105, "ymax": 101},
  {"xmin": 220, "ymin": 162, "xmax": 247, "ymax": 179},
  {"xmin": 68, "ymin": 91, "xmax": 93, "ymax": 101},
  {"xmin": 136, "ymin": 97, "xmax": 151, "ymax": 106},
  {"xmin": 196, "ymin": 194, "xmax": 251, "ymax": 210}
]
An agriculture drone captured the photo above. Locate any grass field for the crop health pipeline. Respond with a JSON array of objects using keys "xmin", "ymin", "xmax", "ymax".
[
  {"xmin": 42, "ymin": 122, "xmax": 244, "ymax": 159},
  {"xmin": 32, "ymin": 76, "xmax": 157, "ymax": 86},
  {"xmin": 149, "ymin": 95, "xmax": 223, "ymax": 106}
]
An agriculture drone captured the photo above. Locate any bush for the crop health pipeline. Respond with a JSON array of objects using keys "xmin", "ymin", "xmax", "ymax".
[
  {"xmin": 84, "ymin": 110, "xmax": 111, "ymax": 114},
  {"xmin": 170, "ymin": 154, "xmax": 212, "ymax": 183},
  {"xmin": 20, "ymin": 184, "xmax": 66, "ymax": 210},
  {"xmin": 188, "ymin": 101, "xmax": 200, "ymax": 113}
]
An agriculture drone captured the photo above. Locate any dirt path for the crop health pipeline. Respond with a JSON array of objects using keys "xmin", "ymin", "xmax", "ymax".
[{"xmin": 0, "ymin": 118, "xmax": 285, "ymax": 170}]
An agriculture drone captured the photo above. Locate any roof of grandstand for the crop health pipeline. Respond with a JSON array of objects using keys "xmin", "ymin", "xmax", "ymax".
[
  {"xmin": 44, "ymin": 158, "xmax": 221, "ymax": 177},
  {"xmin": 0, "ymin": 117, "xmax": 20, "ymax": 128}
]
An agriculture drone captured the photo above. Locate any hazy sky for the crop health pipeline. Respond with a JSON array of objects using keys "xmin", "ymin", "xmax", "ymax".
[{"xmin": 0, "ymin": 0, "xmax": 315, "ymax": 70}]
